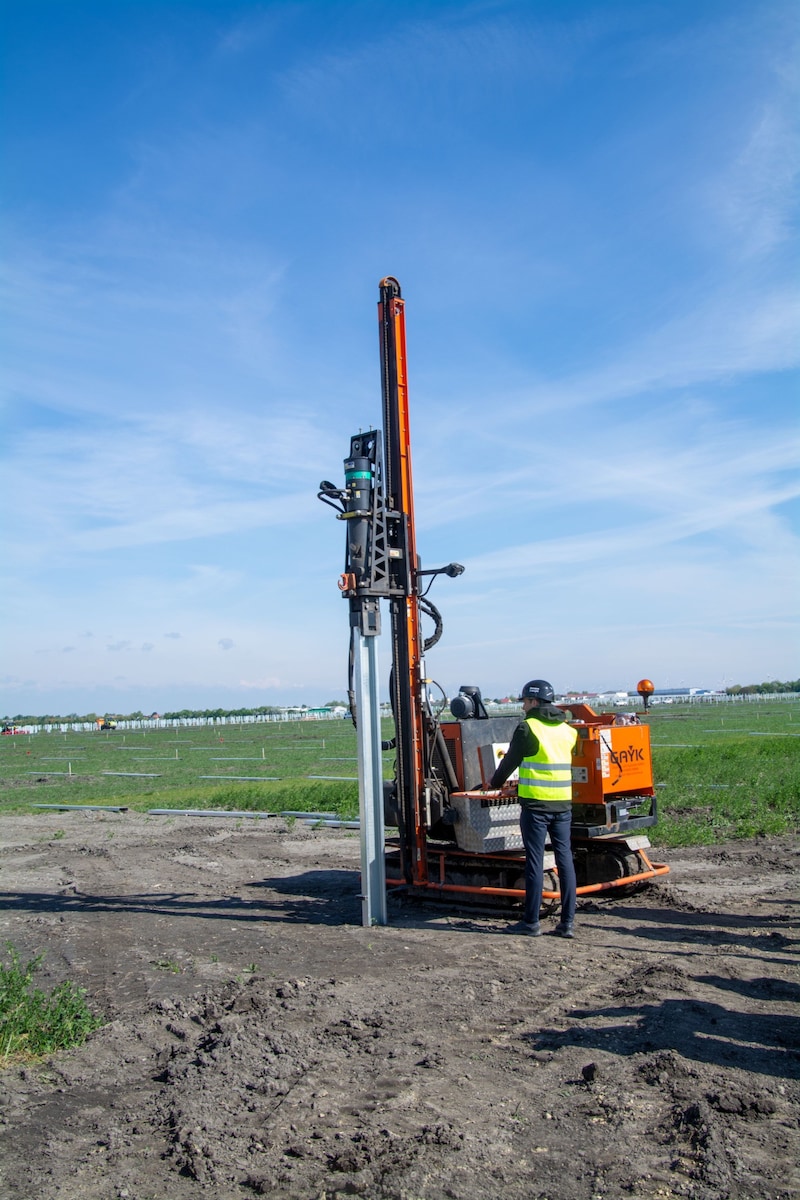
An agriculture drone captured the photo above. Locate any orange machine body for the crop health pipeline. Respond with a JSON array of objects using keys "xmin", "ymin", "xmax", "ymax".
[{"xmin": 571, "ymin": 718, "xmax": 655, "ymax": 802}]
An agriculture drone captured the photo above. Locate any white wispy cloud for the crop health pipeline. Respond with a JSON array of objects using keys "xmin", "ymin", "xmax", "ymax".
[
  {"xmin": 0, "ymin": 228, "xmax": 292, "ymax": 418},
  {"xmin": 712, "ymin": 104, "xmax": 799, "ymax": 260},
  {"xmin": 1, "ymin": 404, "xmax": 342, "ymax": 562}
]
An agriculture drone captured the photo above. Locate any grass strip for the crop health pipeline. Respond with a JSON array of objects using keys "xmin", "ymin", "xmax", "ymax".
[
  {"xmin": 3, "ymin": 705, "xmax": 799, "ymax": 846},
  {"xmin": 0, "ymin": 943, "xmax": 103, "ymax": 1065}
]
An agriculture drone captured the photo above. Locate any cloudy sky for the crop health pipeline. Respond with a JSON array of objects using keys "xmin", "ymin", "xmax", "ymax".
[{"xmin": 2, "ymin": 0, "xmax": 798, "ymax": 716}]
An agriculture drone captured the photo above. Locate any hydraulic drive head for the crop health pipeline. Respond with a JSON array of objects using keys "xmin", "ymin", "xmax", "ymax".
[{"xmin": 342, "ymin": 433, "xmax": 378, "ymax": 591}]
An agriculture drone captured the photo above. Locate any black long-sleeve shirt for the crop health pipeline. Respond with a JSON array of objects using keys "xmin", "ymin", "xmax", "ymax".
[{"xmin": 489, "ymin": 703, "xmax": 573, "ymax": 813}]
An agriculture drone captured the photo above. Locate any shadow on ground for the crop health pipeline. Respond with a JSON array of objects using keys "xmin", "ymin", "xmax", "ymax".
[{"xmin": 0, "ymin": 868, "xmax": 362, "ymax": 926}]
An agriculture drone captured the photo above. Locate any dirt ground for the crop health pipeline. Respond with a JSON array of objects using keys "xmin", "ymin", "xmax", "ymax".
[{"xmin": 0, "ymin": 812, "xmax": 797, "ymax": 1200}]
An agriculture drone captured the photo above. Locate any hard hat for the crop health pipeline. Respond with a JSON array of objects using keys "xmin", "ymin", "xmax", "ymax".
[{"xmin": 520, "ymin": 679, "xmax": 555, "ymax": 703}]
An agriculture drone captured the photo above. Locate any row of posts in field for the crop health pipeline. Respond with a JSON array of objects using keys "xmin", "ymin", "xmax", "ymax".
[{"xmin": 7, "ymin": 690, "xmax": 798, "ymax": 735}]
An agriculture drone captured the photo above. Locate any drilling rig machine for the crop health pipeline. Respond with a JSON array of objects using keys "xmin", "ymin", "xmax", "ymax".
[{"xmin": 318, "ymin": 277, "xmax": 669, "ymax": 920}]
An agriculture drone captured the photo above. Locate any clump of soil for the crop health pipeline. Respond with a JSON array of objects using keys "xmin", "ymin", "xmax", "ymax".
[{"xmin": 0, "ymin": 814, "xmax": 798, "ymax": 1199}]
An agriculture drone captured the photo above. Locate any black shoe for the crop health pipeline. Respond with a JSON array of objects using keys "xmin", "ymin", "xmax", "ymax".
[
  {"xmin": 553, "ymin": 923, "xmax": 574, "ymax": 939},
  {"xmin": 508, "ymin": 921, "xmax": 541, "ymax": 937}
]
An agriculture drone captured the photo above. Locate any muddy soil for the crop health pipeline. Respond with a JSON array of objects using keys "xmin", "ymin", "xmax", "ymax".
[{"xmin": 0, "ymin": 812, "xmax": 797, "ymax": 1200}]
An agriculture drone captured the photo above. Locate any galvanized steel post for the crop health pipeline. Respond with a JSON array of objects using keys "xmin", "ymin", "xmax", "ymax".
[{"xmin": 354, "ymin": 630, "xmax": 387, "ymax": 926}]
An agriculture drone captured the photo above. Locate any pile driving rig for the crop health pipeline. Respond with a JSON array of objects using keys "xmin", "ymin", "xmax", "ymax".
[{"xmin": 318, "ymin": 277, "xmax": 668, "ymax": 914}]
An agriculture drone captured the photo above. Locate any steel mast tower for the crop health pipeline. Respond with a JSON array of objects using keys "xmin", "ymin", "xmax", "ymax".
[{"xmin": 317, "ymin": 278, "xmax": 427, "ymax": 923}]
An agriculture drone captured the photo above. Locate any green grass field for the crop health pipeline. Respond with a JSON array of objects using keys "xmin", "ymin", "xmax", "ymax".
[
  {"xmin": 0, "ymin": 719, "xmax": 364, "ymax": 819},
  {"xmin": 645, "ymin": 700, "xmax": 800, "ymax": 845},
  {"xmin": 1, "ymin": 703, "xmax": 798, "ymax": 847}
]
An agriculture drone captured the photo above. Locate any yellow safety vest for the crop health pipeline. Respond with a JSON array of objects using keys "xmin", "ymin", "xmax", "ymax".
[{"xmin": 518, "ymin": 718, "xmax": 579, "ymax": 803}]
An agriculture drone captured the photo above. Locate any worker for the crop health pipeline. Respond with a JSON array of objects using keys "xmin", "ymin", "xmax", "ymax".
[{"xmin": 486, "ymin": 679, "xmax": 579, "ymax": 938}]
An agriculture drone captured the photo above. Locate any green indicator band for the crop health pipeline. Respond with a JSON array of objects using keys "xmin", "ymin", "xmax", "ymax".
[{"xmin": 346, "ymin": 471, "xmax": 372, "ymax": 480}]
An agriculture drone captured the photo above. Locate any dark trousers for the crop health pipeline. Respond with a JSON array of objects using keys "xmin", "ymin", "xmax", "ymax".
[{"xmin": 519, "ymin": 806, "xmax": 577, "ymax": 926}]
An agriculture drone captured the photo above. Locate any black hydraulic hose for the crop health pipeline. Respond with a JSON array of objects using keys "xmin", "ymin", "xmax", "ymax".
[
  {"xmin": 382, "ymin": 665, "xmax": 397, "ymax": 749},
  {"xmin": 419, "ymin": 596, "xmax": 443, "ymax": 652},
  {"xmin": 347, "ymin": 628, "xmax": 358, "ymax": 728}
]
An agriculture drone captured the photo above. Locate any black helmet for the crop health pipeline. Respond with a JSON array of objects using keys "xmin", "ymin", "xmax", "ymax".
[{"xmin": 520, "ymin": 679, "xmax": 555, "ymax": 703}]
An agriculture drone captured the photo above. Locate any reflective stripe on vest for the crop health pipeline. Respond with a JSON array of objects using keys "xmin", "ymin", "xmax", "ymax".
[{"xmin": 518, "ymin": 718, "xmax": 579, "ymax": 802}]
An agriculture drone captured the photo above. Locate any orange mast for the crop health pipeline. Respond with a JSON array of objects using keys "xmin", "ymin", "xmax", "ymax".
[{"xmin": 378, "ymin": 277, "xmax": 428, "ymax": 885}]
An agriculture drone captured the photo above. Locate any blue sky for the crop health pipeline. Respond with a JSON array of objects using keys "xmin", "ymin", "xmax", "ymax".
[{"xmin": 2, "ymin": 0, "xmax": 798, "ymax": 716}]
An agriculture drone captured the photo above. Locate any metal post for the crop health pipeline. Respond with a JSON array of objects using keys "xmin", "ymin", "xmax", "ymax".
[{"xmin": 354, "ymin": 629, "xmax": 387, "ymax": 926}]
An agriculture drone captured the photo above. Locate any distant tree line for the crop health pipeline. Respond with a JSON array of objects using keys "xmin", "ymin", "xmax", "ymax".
[
  {"xmin": 160, "ymin": 706, "xmax": 295, "ymax": 720},
  {"xmin": 725, "ymin": 680, "xmax": 800, "ymax": 695}
]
